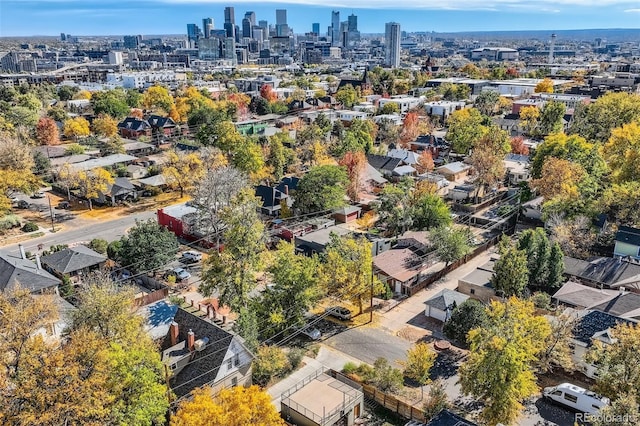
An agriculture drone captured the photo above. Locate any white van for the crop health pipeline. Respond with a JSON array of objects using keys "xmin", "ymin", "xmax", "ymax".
[{"xmin": 543, "ymin": 383, "xmax": 610, "ymax": 414}]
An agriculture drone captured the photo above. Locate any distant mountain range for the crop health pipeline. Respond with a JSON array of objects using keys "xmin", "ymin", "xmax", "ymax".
[{"xmin": 429, "ymin": 28, "xmax": 640, "ymax": 42}]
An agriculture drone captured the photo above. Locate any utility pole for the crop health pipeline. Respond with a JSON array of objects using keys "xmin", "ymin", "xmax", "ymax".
[
  {"xmin": 47, "ymin": 195, "xmax": 55, "ymax": 232},
  {"xmin": 369, "ymin": 262, "xmax": 374, "ymax": 323}
]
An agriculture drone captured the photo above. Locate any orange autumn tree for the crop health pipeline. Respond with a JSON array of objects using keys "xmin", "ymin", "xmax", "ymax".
[
  {"xmin": 400, "ymin": 111, "xmax": 420, "ymax": 146},
  {"xmin": 339, "ymin": 151, "xmax": 366, "ymax": 202},
  {"xmin": 415, "ymin": 150, "xmax": 435, "ymax": 174},
  {"xmin": 259, "ymin": 84, "xmax": 278, "ymax": 103},
  {"xmin": 531, "ymin": 157, "xmax": 586, "ymax": 201},
  {"xmin": 171, "ymin": 385, "xmax": 284, "ymax": 426},
  {"xmin": 510, "ymin": 136, "xmax": 529, "ymax": 155},
  {"xmin": 35, "ymin": 117, "xmax": 60, "ymax": 145}
]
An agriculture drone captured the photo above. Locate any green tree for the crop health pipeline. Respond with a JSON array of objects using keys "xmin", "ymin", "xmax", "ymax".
[
  {"xmin": 601, "ymin": 181, "xmax": 640, "ymax": 226},
  {"xmin": 91, "ymin": 89, "xmax": 130, "ymax": 119},
  {"xmin": 335, "ymin": 84, "xmax": 358, "ymax": 108},
  {"xmin": 586, "ymin": 323, "xmax": 640, "ymax": 401},
  {"xmin": 474, "ymin": 90, "xmax": 500, "ymax": 117},
  {"xmin": 379, "ymin": 102, "xmax": 400, "ymax": 115},
  {"xmin": 258, "ymin": 241, "xmax": 321, "ymax": 339},
  {"xmin": 372, "ymin": 357, "xmax": 404, "ymax": 393},
  {"xmin": 538, "ymin": 101, "xmax": 566, "ymax": 136},
  {"xmin": 430, "ymin": 226, "xmax": 472, "ymax": 266},
  {"xmin": 201, "ymin": 189, "xmax": 266, "ymax": 311},
  {"xmin": 412, "ymin": 193, "xmax": 452, "ymax": 230},
  {"xmin": 459, "ymin": 297, "xmax": 551, "ymax": 426},
  {"xmin": 374, "ymin": 180, "xmax": 414, "ymax": 235},
  {"xmin": 293, "ymin": 165, "xmax": 348, "ymax": 214},
  {"xmin": 321, "ymin": 234, "xmax": 383, "ymax": 314},
  {"xmin": 267, "ymin": 133, "xmax": 288, "ymax": 182},
  {"xmin": 492, "ymin": 238, "xmax": 528, "ymax": 297},
  {"xmin": 446, "ymin": 108, "xmax": 487, "ymax": 154},
  {"xmin": 403, "ymin": 342, "xmax": 436, "ymax": 399},
  {"xmin": 117, "ymin": 219, "xmax": 179, "ymax": 272},
  {"xmin": 443, "ymin": 299, "xmax": 489, "ymax": 347},
  {"xmin": 88, "ymin": 238, "xmax": 108, "ymax": 254},
  {"xmin": 231, "ymin": 138, "xmax": 266, "ymax": 181},
  {"xmin": 570, "ymin": 92, "xmax": 640, "ymax": 142}
]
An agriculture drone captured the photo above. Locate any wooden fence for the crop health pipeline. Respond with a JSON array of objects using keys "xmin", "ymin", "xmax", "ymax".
[
  {"xmin": 407, "ymin": 234, "xmax": 501, "ymax": 297},
  {"xmin": 333, "ymin": 371, "xmax": 427, "ymax": 423}
]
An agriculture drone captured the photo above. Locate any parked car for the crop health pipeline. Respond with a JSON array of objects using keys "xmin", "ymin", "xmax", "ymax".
[
  {"xmin": 57, "ymin": 201, "xmax": 70, "ymax": 209},
  {"xmin": 31, "ymin": 191, "xmax": 45, "ymax": 199},
  {"xmin": 15, "ymin": 200, "xmax": 29, "ymax": 209},
  {"xmin": 182, "ymin": 250, "xmax": 203, "ymax": 263},
  {"xmin": 325, "ymin": 306, "xmax": 352, "ymax": 321},
  {"xmin": 543, "ymin": 383, "xmax": 610, "ymax": 414},
  {"xmin": 300, "ymin": 326, "xmax": 321, "ymax": 340},
  {"xmin": 165, "ymin": 267, "xmax": 191, "ymax": 282}
]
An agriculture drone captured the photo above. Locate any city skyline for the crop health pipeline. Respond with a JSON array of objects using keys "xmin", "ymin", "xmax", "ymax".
[{"xmin": 1, "ymin": 1, "xmax": 640, "ymax": 37}]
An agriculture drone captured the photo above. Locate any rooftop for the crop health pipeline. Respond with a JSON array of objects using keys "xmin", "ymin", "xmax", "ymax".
[{"xmin": 296, "ymin": 226, "xmax": 352, "ymax": 247}]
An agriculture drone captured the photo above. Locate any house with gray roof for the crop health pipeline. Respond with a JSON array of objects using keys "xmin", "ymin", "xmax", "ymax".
[
  {"xmin": 590, "ymin": 291, "xmax": 640, "ymax": 320},
  {"xmin": 0, "ymin": 252, "xmax": 61, "ymax": 294},
  {"xmin": 569, "ymin": 309, "xmax": 635, "ymax": 378},
  {"xmin": 457, "ymin": 258, "xmax": 498, "ymax": 302},
  {"xmin": 41, "ymin": 245, "xmax": 107, "ymax": 281},
  {"xmin": 563, "ymin": 256, "xmax": 640, "ymax": 291},
  {"xmin": 436, "ymin": 161, "xmax": 471, "ymax": 182},
  {"xmin": 154, "ymin": 304, "xmax": 254, "ymax": 398},
  {"xmin": 424, "ymin": 289, "xmax": 469, "ymax": 322},
  {"xmin": 552, "ymin": 281, "xmax": 618, "ymax": 310}
]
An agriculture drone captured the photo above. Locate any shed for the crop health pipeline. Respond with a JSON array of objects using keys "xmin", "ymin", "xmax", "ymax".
[{"xmin": 424, "ymin": 289, "xmax": 469, "ymax": 322}]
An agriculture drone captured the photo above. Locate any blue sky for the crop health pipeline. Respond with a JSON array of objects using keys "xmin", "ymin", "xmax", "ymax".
[{"xmin": 1, "ymin": 0, "xmax": 639, "ymax": 36}]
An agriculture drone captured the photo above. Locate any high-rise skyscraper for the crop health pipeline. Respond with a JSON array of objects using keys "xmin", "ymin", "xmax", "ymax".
[
  {"xmin": 331, "ymin": 11, "xmax": 340, "ymax": 47},
  {"xmin": 347, "ymin": 14, "xmax": 357, "ymax": 32},
  {"xmin": 242, "ymin": 18, "xmax": 252, "ymax": 38},
  {"xmin": 312, "ymin": 23, "xmax": 320, "ymax": 35},
  {"xmin": 187, "ymin": 23, "xmax": 201, "ymax": 48},
  {"xmin": 224, "ymin": 7, "xmax": 235, "ymax": 38},
  {"xmin": 244, "ymin": 11, "xmax": 256, "ymax": 26},
  {"xmin": 202, "ymin": 17, "xmax": 213, "ymax": 39},
  {"xmin": 275, "ymin": 9, "xmax": 288, "ymax": 37},
  {"xmin": 385, "ymin": 22, "xmax": 401, "ymax": 68}
]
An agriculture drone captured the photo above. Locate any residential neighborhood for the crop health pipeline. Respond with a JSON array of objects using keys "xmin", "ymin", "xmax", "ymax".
[{"xmin": 1, "ymin": 6, "xmax": 640, "ymax": 426}]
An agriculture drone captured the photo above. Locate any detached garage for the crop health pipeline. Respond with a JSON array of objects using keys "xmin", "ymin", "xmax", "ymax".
[{"xmin": 424, "ymin": 289, "xmax": 469, "ymax": 322}]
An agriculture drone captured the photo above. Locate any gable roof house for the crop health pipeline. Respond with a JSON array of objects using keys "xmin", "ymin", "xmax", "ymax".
[
  {"xmin": 552, "ymin": 280, "xmax": 618, "ymax": 310},
  {"xmin": 436, "ymin": 161, "xmax": 471, "ymax": 182},
  {"xmin": 117, "ymin": 117, "xmax": 151, "ymax": 139},
  {"xmin": 366, "ymin": 154, "xmax": 402, "ymax": 177},
  {"xmin": 569, "ymin": 309, "xmax": 635, "ymax": 378},
  {"xmin": 373, "ymin": 247, "xmax": 431, "ymax": 297},
  {"xmin": 0, "ymin": 251, "xmax": 61, "ymax": 294},
  {"xmin": 151, "ymin": 304, "xmax": 254, "ymax": 398},
  {"xmin": 254, "ymin": 177, "xmax": 300, "ymax": 217},
  {"xmin": 147, "ymin": 115, "xmax": 177, "ymax": 137},
  {"xmin": 41, "ymin": 245, "xmax": 107, "ymax": 281},
  {"xmin": 563, "ymin": 256, "xmax": 640, "ymax": 291}
]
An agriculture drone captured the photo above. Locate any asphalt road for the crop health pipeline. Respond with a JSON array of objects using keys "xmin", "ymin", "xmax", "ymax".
[
  {"xmin": 323, "ymin": 326, "xmax": 411, "ymax": 368},
  {"xmin": 0, "ymin": 209, "xmax": 157, "ymax": 255}
]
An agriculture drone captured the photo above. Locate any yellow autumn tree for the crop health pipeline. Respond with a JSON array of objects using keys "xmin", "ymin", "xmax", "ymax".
[
  {"xmin": 602, "ymin": 121, "xmax": 640, "ymax": 184},
  {"xmin": 402, "ymin": 342, "xmax": 437, "ymax": 400},
  {"xmin": 531, "ymin": 157, "xmax": 586, "ymax": 202},
  {"xmin": 63, "ymin": 117, "xmax": 91, "ymax": 141},
  {"xmin": 459, "ymin": 297, "xmax": 551, "ymax": 425},
  {"xmin": 171, "ymin": 385, "xmax": 285, "ymax": 426},
  {"xmin": 519, "ymin": 106, "xmax": 540, "ymax": 136},
  {"xmin": 534, "ymin": 78, "xmax": 554, "ymax": 93},
  {"xmin": 73, "ymin": 90, "xmax": 92, "ymax": 100},
  {"xmin": 92, "ymin": 114, "xmax": 119, "ymax": 137},
  {"xmin": 76, "ymin": 167, "xmax": 114, "ymax": 210},
  {"xmin": 142, "ymin": 85, "xmax": 175, "ymax": 113},
  {"xmin": 162, "ymin": 150, "xmax": 205, "ymax": 197}
]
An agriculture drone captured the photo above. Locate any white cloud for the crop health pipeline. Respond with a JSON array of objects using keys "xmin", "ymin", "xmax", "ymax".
[{"xmin": 624, "ymin": 8, "xmax": 640, "ymax": 12}]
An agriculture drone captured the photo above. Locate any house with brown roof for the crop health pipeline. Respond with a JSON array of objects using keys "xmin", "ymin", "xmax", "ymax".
[{"xmin": 373, "ymin": 248, "xmax": 429, "ymax": 296}]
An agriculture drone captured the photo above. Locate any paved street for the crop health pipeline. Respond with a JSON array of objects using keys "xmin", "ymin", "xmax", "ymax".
[{"xmin": 0, "ymin": 209, "xmax": 157, "ymax": 255}]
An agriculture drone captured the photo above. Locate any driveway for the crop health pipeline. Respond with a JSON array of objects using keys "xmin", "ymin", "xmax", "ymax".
[
  {"xmin": 378, "ymin": 248, "xmax": 497, "ymax": 335},
  {"xmin": 323, "ymin": 325, "xmax": 411, "ymax": 368}
]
